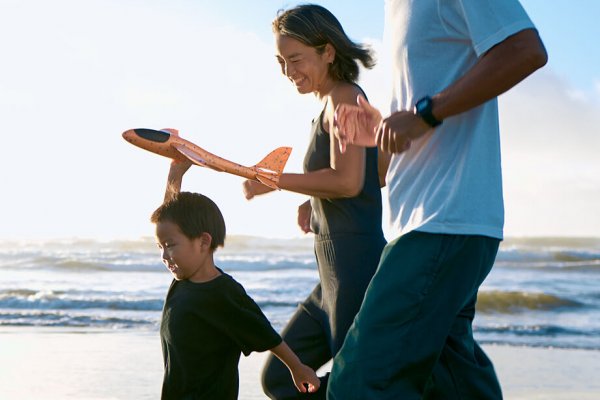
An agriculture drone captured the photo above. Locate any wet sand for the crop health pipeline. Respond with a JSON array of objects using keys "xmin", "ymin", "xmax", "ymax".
[{"xmin": 0, "ymin": 328, "xmax": 598, "ymax": 399}]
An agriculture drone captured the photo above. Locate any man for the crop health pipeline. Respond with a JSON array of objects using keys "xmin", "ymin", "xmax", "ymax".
[{"xmin": 327, "ymin": 0, "xmax": 547, "ymax": 398}]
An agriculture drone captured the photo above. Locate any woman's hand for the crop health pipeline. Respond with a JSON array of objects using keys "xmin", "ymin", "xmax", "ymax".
[
  {"xmin": 297, "ymin": 200, "xmax": 312, "ymax": 233},
  {"xmin": 242, "ymin": 179, "xmax": 275, "ymax": 200},
  {"xmin": 334, "ymin": 95, "xmax": 382, "ymax": 153}
]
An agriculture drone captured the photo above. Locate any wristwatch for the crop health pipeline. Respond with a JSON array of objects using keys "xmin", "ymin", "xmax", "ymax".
[{"xmin": 414, "ymin": 96, "xmax": 442, "ymax": 127}]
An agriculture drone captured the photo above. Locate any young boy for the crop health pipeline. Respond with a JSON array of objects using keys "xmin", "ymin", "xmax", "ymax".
[{"xmin": 150, "ymin": 157, "xmax": 320, "ymax": 399}]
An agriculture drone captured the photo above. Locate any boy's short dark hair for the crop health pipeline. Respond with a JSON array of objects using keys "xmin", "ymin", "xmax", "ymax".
[{"xmin": 150, "ymin": 192, "xmax": 226, "ymax": 250}]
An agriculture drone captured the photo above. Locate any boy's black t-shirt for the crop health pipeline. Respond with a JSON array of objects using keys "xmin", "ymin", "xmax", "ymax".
[{"xmin": 160, "ymin": 270, "xmax": 282, "ymax": 400}]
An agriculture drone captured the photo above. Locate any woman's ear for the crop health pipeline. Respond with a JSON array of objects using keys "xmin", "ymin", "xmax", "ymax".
[{"xmin": 325, "ymin": 43, "xmax": 336, "ymax": 64}]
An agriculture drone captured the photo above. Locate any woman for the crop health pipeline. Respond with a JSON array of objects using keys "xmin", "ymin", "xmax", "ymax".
[{"xmin": 242, "ymin": 5, "xmax": 387, "ymax": 399}]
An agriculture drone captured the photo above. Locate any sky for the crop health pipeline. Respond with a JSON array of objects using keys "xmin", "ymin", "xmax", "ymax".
[{"xmin": 1, "ymin": 0, "xmax": 599, "ymax": 240}]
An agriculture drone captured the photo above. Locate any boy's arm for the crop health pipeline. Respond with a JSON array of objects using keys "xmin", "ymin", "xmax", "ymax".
[
  {"xmin": 269, "ymin": 341, "xmax": 320, "ymax": 393},
  {"xmin": 164, "ymin": 160, "xmax": 191, "ymax": 202}
]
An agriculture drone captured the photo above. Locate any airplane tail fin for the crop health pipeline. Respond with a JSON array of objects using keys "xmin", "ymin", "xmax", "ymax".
[{"xmin": 253, "ymin": 147, "xmax": 292, "ymax": 189}]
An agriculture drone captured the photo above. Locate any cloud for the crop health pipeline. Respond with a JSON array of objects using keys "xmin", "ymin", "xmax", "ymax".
[{"xmin": 499, "ymin": 70, "xmax": 600, "ymax": 236}]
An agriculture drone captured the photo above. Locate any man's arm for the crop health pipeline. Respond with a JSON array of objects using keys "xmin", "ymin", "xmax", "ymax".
[
  {"xmin": 430, "ymin": 28, "xmax": 548, "ymax": 121},
  {"xmin": 376, "ymin": 28, "xmax": 548, "ymax": 154}
]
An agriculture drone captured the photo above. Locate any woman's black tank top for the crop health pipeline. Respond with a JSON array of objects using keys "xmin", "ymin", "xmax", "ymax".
[{"xmin": 303, "ymin": 104, "xmax": 383, "ymax": 236}]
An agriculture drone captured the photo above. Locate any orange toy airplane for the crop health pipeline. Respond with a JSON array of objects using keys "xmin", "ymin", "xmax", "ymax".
[{"xmin": 122, "ymin": 128, "xmax": 291, "ymax": 189}]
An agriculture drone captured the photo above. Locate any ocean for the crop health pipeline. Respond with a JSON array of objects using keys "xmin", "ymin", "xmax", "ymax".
[{"xmin": 1, "ymin": 235, "xmax": 599, "ymax": 350}]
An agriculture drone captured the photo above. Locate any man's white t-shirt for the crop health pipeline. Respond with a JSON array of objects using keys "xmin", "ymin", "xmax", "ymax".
[{"xmin": 384, "ymin": 0, "xmax": 535, "ymax": 240}]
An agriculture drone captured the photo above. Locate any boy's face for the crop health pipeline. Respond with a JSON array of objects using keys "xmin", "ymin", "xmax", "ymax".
[{"xmin": 154, "ymin": 220, "xmax": 210, "ymax": 281}]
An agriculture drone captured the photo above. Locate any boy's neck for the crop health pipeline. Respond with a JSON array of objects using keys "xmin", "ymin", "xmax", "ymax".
[{"xmin": 188, "ymin": 262, "xmax": 221, "ymax": 283}]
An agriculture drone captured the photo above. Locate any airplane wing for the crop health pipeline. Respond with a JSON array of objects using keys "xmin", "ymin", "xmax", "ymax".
[{"xmin": 172, "ymin": 144, "xmax": 225, "ymax": 172}]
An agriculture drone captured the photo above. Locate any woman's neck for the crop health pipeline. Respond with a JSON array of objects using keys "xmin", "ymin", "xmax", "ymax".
[{"xmin": 314, "ymin": 78, "xmax": 338, "ymax": 101}]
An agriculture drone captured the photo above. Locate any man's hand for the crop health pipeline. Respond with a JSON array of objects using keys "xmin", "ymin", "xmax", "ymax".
[{"xmin": 376, "ymin": 111, "xmax": 432, "ymax": 154}]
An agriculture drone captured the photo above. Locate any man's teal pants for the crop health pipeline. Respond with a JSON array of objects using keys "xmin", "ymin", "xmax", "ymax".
[{"xmin": 327, "ymin": 232, "xmax": 503, "ymax": 400}]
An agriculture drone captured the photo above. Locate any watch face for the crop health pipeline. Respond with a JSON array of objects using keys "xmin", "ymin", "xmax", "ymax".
[
  {"xmin": 415, "ymin": 96, "xmax": 441, "ymax": 127},
  {"xmin": 416, "ymin": 98, "xmax": 429, "ymax": 113}
]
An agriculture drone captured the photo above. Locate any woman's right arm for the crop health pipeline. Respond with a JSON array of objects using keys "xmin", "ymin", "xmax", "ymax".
[{"xmin": 242, "ymin": 86, "xmax": 372, "ymax": 200}]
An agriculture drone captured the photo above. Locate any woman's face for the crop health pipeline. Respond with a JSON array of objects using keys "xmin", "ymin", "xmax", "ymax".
[{"xmin": 275, "ymin": 34, "xmax": 334, "ymax": 95}]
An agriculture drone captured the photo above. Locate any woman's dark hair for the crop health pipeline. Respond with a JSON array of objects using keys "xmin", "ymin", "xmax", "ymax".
[
  {"xmin": 273, "ymin": 4, "xmax": 375, "ymax": 83},
  {"xmin": 150, "ymin": 191, "xmax": 225, "ymax": 250}
]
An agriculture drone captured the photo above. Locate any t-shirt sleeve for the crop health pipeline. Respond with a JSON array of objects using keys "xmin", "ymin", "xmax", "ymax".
[
  {"xmin": 456, "ymin": 0, "xmax": 536, "ymax": 56},
  {"xmin": 219, "ymin": 280, "xmax": 282, "ymax": 356}
]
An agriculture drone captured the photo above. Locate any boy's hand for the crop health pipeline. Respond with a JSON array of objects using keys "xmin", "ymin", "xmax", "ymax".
[
  {"xmin": 161, "ymin": 128, "xmax": 193, "ymax": 177},
  {"xmin": 290, "ymin": 363, "xmax": 320, "ymax": 393},
  {"xmin": 161, "ymin": 128, "xmax": 192, "ymax": 201},
  {"xmin": 269, "ymin": 341, "xmax": 319, "ymax": 393}
]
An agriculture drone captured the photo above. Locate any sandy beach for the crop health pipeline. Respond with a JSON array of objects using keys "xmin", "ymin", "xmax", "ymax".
[{"xmin": 0, "ymin": 328, "xmax": 598, "ymax": 400}]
